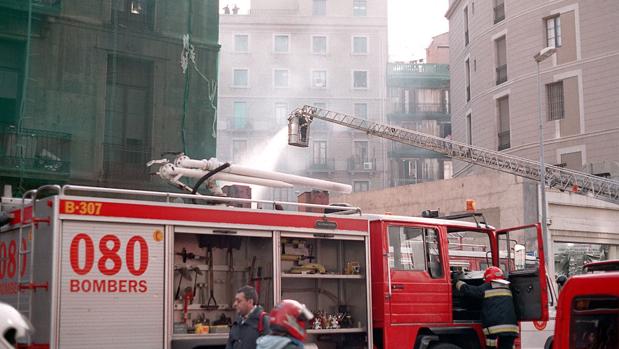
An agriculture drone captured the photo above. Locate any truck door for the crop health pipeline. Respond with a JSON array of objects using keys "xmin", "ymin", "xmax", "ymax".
[
  {"xmin": 495, "ymin": 224, "xmax": 548, "ymax": 322},
  {"xmin": 387, "ymin": 224, "xmax": 450, "ymax": 324}
]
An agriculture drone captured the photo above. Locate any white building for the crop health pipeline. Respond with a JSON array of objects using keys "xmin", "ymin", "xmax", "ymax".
[{"xmin": 217, "ymin": 0, "xmax": 388, "ymax": 200}]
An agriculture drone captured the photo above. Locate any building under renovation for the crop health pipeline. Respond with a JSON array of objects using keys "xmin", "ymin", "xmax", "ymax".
[{"xmin": 0, "ymin": 0, "xmax": 220, "ymax": 194}]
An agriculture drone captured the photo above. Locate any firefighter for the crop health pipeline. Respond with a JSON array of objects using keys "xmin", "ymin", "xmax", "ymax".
[
  {"xmin": 256, "ymin": 299, "xmax": 314, "ymax": 349},
  {"xmin": 0, "ymin": 302, "xmax": 33, "ymax": 349},
  {"xmin": 454, "ymin": 266, "xmax": 518, "ymax": 349},
  {"xmin": 226, "ymin": 286, "xmax": 270, "ymax": 349}
]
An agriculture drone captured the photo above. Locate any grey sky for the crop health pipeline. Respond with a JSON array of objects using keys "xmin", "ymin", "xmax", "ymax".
[{"xmin": 221, "ymin": 0, "xmax": 449, "ymax": 62}]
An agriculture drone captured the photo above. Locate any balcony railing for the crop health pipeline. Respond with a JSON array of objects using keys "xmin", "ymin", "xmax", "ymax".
[
  {"xmin": 347, "ymin": 157, "xmax": 376, "ymax": 172},
  {"xmin": 102, "ymin": 143, "xmax": 151, "ymax": 181},
  {"xmin": 387, "ymin": 63, "xmax": 450, "ymax": 76},
  {"xmin": 498, "ymin": 131, "xmax": 510, "ymax": 151},
  {"xmin": 0, "ymin": 124, "xmax": 71, "ymax": 177},
  {"xmin": 307, "ymin": 158, "xmax": 335, "ymax": 172},
  {"xmin": 494, "ymin": 3, "xmax": 505, "ymax": 23},
  {"xmin": 496, "ymin": 64, "xmax": 508, "ymax": 85},
  {"xmin": 0, "ymin": 0, "xmax": 62, "ymax": 15}
]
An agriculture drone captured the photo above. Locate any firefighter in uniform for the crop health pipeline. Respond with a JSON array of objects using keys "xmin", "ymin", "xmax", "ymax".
[
  {"xmin": 454, "ymin": 266, "xmax": 519, "ymax": 349},
  {"xmin": 256, "ymin": 299, "xmax": 314, "ymax": 349}
]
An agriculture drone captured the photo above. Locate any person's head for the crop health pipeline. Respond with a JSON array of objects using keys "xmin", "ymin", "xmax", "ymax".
[
  {"xmin": 0, "ymin": 302, "xmax": 32, "ymax": 349},
  {"xmin": 483, "ymin": 266, "xmax": 507, "ymax": 284},
  {"xmin": 269, "ymin": 299, "xmax": 314, "ymax": 341},
  {"xmin": 233, "ymin": 285, "xmax": 258, "ymax": 317}
]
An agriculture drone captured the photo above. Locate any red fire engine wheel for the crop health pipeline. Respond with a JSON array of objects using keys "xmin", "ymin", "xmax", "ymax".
[{"xmin": 533, "ymin": 320, "xmax": 547, "ymax": 331}]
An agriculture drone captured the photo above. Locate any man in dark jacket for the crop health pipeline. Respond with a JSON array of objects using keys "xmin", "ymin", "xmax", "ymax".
[
  {"xmin": 226, "ymin": 285, "xmax": 270, "ymax": 349},
  {"xmin": 455, "ymin": 266, "xmax": 518, "ymax": 349}
]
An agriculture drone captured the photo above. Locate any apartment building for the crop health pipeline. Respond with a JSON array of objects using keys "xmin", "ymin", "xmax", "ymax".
[
  {"xmin": 386, "ymin": 33, "xmax": 452, "ymax": 187},
  {"xmin": 0, "ymin": 0, "xmax": 220, "ymax": 192},
  {"xmin": 217, "ymin": 0, "xmax": 388, "ymax": 200},
  {"xmin": 446, "ymin": 0, "xmax": 619, "ymax": 179},
  {"xmin": 445, "ymin": 0, "xmax": 619, "ymax": 281}
]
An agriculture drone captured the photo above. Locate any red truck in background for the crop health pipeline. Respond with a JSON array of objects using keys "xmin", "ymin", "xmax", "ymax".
[{"xmin": 546, "ymin": 260, "xmax": 619, "ymax": 349}]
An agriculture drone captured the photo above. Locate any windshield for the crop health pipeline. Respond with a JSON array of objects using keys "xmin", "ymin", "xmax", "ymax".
[{"xmin": 447, "ymin": 229, "xmax": 492, "ymax": 275}]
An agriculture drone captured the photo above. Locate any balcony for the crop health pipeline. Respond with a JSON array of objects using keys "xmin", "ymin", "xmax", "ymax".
[
  {"xmin": 388, "ymin": 145, "xmax": 446, "ymax": 159},
  {"xmin": 347, "ymin": 157, "xmax": 376, "ymax": 173},
  {"xmin": 387, "ymin": 63, "xmax": 450, "ymax": 88},
  {"xmin": 496, "ymin": 64, "xmax": 507, "ymax": 85},
  {"xmin": 388, "ymin": 103, "xmax": 449, "ymax": 122},
  {"xmin": 0, "ymin": 124, "xmax": 71, "ymax": 179},
  {"xmin": 102, "ymin": 143, "xmax": 151, "ymax": 182},
  {"xmin": 0, "ymin": 0, "xmax": 62, "ymax": 15},
  {"xmin": 498, "ymin": 131, "xmax": 510, "ymax": 151},
  {"xmin": 494, "ymin": 3, "xmax": 505, "ymax": 24},
  {"xmin": 307, "ymin": 158, "xmax": 335, "ymax": 174}
]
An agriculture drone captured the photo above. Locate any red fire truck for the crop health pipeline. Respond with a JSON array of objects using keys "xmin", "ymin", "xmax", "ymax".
[
  {"xmin": 0, "ymin": 178, "xmax": 548, "ymax": 349},
  {"xmin": 548, "ymin": 271, "xmax": 619, "ymax": 349}
]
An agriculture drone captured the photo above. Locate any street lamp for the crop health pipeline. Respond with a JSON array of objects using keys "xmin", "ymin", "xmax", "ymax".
[{"xmin": 534, "ymin": 46, "xmax": 556, "ymax": 277}]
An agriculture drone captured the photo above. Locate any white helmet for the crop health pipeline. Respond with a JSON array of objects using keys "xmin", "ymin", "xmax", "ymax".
[{"xmin": 0, "ymin": 303, "xmax": 32, "ymax": 349}]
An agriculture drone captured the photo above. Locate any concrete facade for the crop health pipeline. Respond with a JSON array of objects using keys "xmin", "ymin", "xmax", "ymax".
[
  {"xmin": 446, "ymin": 0, "xmax": 619, "ymax": 179},
  {"xmin": 217, "ymin": 0, "xmax": 388, "ymax": 200}
]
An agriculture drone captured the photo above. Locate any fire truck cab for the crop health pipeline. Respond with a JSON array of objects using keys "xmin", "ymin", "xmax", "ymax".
[
  {"xmin": 549, "ymin": 271, "xmax": 619, "ymax": 349},
  {"xmin": 369, "ymin": 214, "xmax": 548, "ymax": 349}
]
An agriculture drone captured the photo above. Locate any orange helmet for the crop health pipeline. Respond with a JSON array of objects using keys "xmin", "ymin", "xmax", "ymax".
[
  {"xmin": 483, "ymin": 266, "xmax": 505, "ymax": 283},
  {"xmin": 269, "ymin": 299, "xmax": 314, "ymax": 340}
]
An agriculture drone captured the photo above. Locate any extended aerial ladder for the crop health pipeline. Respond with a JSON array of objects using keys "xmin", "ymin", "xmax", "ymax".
[{"xmin": 287, "ymin": 105, "xmax": 619, "ymax": 205}]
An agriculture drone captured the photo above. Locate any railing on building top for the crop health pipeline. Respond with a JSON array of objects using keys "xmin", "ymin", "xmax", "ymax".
[{"xmin": 387, "ymin": 63, "xmax": 450, "ymax": 76}]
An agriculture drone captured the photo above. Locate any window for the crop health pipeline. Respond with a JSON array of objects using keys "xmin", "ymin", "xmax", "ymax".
[
  {"xmin": 311, "ymin": 70, "xmax": 327, "ymax": 88},
  {"xmin": 312, "ymin": 0, "xmax": 326, "ymax": 16},
  {"xmin": 466, "ymin": 114, "xmax": 472, "ymax": 145},
  {"xmin": 0, "ymin": 40, "xmax": 23, "ymax": 126},
  {"xmin": 111, "ymin": 0, "xmax": 154, "ymax": 30},
  {"xmin": 233, "ymin": 101, "xmax": 247, "ymax": 129},
  {"xmin": 353, "ymin": 70, "xmax": 368, "ymax": 89},
  {"xmin": 560, "ymin": 151, "xmax": 582, "ymax": 171},
  {"xmin": 546, "ymin": 16, "xmax": 562, "ymax": 48},
  {"xmin": 312, "ymin": 36, "xmax": 327, "ymax": 55},
  {"xmin": 388, "ymin": 226, "xmax": 442, "ymax": 277},
  {"xmin": 569, "ymin": 296, "xmax": 619, "ymax": 349},
  {"xmin": 497, "ymin": 96, "xmax": 510, "ymax": 150},
  {"xmin": 104, "ymin": 55, "xmax": 153, "ymax": 179},
  {"xmin": 464, "ymin": 7, "xmax": 469, "ymax": 46},
  {"xmin": 353, "ymin": 0, "xmax": 367, "ymax": 16},
  {"xmin": 465, "ymin": 59, "xmax": 471, "ymax": 102},
  {"xmin": 495, "ymin": 36, "xmax": 507, "ymax": 85},
  {"xmin": 415, "ymin": 89, "xmax": 443, "ymax": 112},
  {"xmin": 274, "ymin": 69, "xmax": 289, "ymax": 88},
  {"xmin": 233, "ymin": 69, "xmax": 248, "ymax": 87},
  {"xmin": 232, "ymin": 140, "xmax": 247, "ymax": 163},
  {"xmin": 547, "ymin": 81, "xmax": 564, "ymax": 121},
  {"xmin": 448, "ymin": 230, "xmax": 491, "ymax": 273},
  {"xmin": 234, "ymin": 34, "xmax": 248, "ymax": 52},
  {"xmin": 312, "ymin": 141, "xmax": 327, "ymax": 165},
  {"xmin": 275, "ymin": 103, "xmax": 288, "ymax": 124},
  {"xmin": 494, "ymin": 0, "xmax": 505, "ymax": 23},
  {"xmin": 354, "ymin": 103, "xmax": 368, "ymax": 119},
  {"xmin": 353, "ymin": 141, "xmax": 369, "ymax": 163},
  {"xmin": 353, "ymin": 181, "xmax": 369, "ymax": 192},
  {"xmin": 274, "ymin": 35, "xmax": 290, "ymax": 53},
  {"xmin": 352, "ymin": 36, "xmax": 368, "ymax": 54}
]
